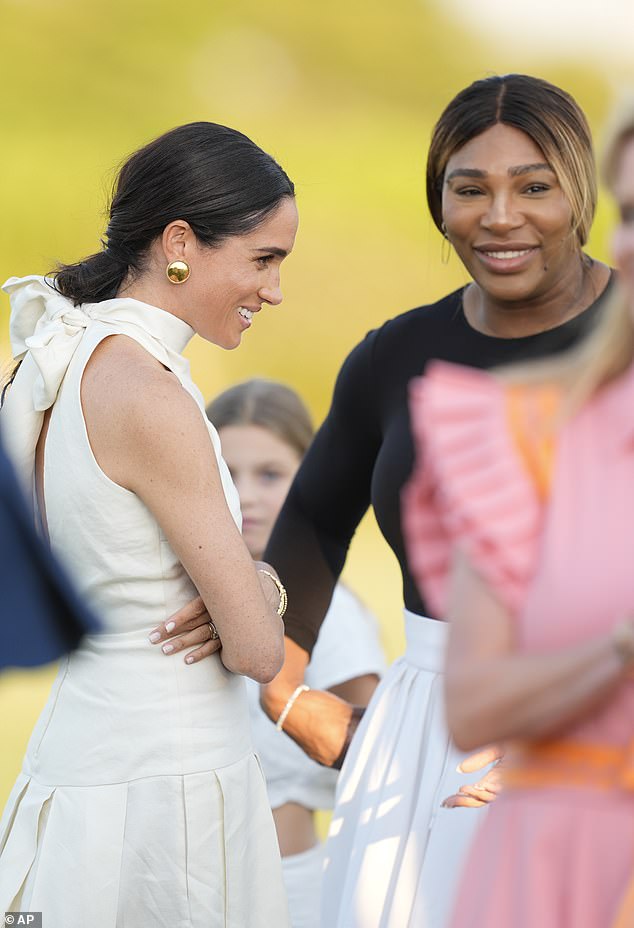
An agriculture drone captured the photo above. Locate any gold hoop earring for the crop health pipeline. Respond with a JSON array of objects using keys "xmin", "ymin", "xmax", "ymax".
[
  {"xmin": 441, "ymin": 224, "xmax": 451, "ymax": 265},
  {"xmin": 166, "ymin": 260, "xmax": 190, "ymax": 284}
]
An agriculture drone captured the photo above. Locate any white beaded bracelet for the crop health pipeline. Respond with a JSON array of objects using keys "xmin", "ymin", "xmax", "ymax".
[{"xmin": 275, "ymin": 684, "xmax": 311, "ymax": 732}]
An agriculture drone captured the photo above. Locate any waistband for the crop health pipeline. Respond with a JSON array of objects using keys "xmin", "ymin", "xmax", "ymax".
[
  {"xmin": 281, "ymin": 841, "xmax": 325, "ymax": 873},
  {"xmin": 504, "ymin": 738, "xmax": 634, "ymax": 793},
  {"xmin": 402, "ymin": 609, "xmax": 449, "ymax": 672}
]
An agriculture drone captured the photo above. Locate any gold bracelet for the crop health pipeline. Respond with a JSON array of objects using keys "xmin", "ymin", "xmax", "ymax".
[
  {"xmin": 612, "ymin": 618, "xmax": 634, "ymax": 668},
  {"xmin": 275, "ymin": 684, "xmax": 310, "ymax": 732},
  {"xmin": 257, "ymin": 568, "xmax": 288, "ymax": 618}
]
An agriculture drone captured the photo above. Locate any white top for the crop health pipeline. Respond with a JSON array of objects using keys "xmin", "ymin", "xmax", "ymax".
[
  {"xmin": 1, "ymin": 275, "xmax": 252, "ymax": 782},
  {"xmin": 247, "ymin": 583, "xmax": 386, "ymax": 810},
  {"xmin": 0, "ymin": 274, "xmax": 291, "ymax": 926}
]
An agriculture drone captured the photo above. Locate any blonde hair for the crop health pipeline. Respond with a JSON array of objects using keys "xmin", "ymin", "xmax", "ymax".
[
  {"xmin": 502, "ymin": 99, "xmax": 634, "ymax": 413},
  {"xmin": 206, "ymin": 378, "xmax": 314, "ymax": 458}
]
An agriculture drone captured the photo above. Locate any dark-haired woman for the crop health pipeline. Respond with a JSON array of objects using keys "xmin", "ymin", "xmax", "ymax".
[
  {"xmin": 151, "ymin": 76, "xmax": 614, "ymax": 927},
  {"xmin": 0, "ymin": 122, "xmax": 297, "ymax": 926},
  {"xmin": 403, "ymin": 100, "xmax": 634, "ymax": 928}
]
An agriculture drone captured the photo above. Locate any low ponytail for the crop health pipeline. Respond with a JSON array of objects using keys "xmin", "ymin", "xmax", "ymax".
[{"xmin": 52, "ymin": 248, "xmax": 129, "ymax": 306}]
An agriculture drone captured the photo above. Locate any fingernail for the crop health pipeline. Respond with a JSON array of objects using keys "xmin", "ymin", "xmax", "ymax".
[
  {"xmin": 456, "ymin": 763, "xmax": 464, "ymax": 773},
  {"xmin": 165, "ymin": 621, "xmax": 176, "ymax": 633},
  {"xmin": 148, "ymin": 632, "xmax": 161, "ymax": 643},
  {"xmin": 162, "ymin": 643, "xmax": 174, "ymax": 654},
  {"xmin": 185, "ymin": 655, "xmax": 195, "ymax": 664}
]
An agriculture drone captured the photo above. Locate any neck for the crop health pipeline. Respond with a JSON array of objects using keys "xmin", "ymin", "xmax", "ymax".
[
  {"xmin": 464, "ymin": 256, "xmax": 608, "ymax": 339},
  {"xmin": 117, "ymin": 271, "xmax": 190, "ymax": 327}
]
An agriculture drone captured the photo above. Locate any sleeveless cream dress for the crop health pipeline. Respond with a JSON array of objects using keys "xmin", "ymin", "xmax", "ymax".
[{"xmin": 0, "ymin": 276, "xmax": 290, "ymax": 928}]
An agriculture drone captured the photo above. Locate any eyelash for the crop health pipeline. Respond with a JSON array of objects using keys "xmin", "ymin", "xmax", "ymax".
[
  {"xmin": 524, "ymin": 183, "xmax": 551, "ymax": 194},
  {"xmin": 455, "ymin": 183, "xmax": 551, "ymax": 197},
  {"xmin": 256, "ymin": 255, "xmax": 274, "ymax": 268}
]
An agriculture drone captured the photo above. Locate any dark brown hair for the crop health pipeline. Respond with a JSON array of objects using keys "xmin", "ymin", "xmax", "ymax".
[{"xmin": 53, "ymin": 122, "xmax": 294, "ymax": 305}]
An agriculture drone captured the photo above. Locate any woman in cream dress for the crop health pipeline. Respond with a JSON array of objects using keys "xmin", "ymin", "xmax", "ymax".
[{"xmin": 0, "ymin": 122, "xmax": 298, "ymax": 927}]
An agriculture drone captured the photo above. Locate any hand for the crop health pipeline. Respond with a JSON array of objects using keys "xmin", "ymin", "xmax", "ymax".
[
  {"xmin": 148, "ymin": 595, "xmax": 222, "ymax": 665},
  {"xmin": 441, "ymin": 744, "xmax": 505, "ymax": 809},
  {"xmin": 262, "ymin": 678, "xmax": 364, "ymax": 769}
]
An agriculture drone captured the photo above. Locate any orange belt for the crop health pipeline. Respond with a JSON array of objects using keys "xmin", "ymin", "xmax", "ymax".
[
  {"xmin": 504, "ymin": 739, "xmax": 634, "ymax": 927},
  {"xmin": 503, "ymin": 738, "xmax": 634, "ymax": 792}
]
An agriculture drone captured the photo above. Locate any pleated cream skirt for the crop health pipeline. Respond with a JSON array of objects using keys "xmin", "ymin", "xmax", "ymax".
[
  {"xmin": 0, "ymin": 756, "xmax": 289, "ymax": 928},
  {"xmin": 0, "ymin": 640, "xmax": 290, "ymax": 928},
  {"xmin": 320, "ymin": 611, "xmax": 487, "ymax": 928}
]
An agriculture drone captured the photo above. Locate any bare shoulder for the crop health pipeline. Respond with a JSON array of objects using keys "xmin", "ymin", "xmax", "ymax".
[
  {"xmin": 82, "ymin": 334, "xmax": 190, "ymax": 420},
  {"xmin": 82, "ymin": 334, "xmax": 174, "ymax": 401},
  {"xmin": 80, "ymin": 334, "xmax": 210, "ymax": 489}
]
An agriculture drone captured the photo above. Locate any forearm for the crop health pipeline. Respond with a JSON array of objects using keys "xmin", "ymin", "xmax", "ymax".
[
  {"xmin": 261, "ymin": 636, "xmax": 358, "ymax": 768},
  {"xmin": 447, "ymin": 625, "xmax": 631, "ymax": 750},
  {"xmin": 261, "ymin": 636, "xmax": 310, "ymax": 719}
]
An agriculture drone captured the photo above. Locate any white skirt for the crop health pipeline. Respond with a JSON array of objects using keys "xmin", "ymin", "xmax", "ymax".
[
  {"xmin": 320, "ymin": 612, "xmax": 487, "ymax": 928},
  {"xmin": 0, "ymin": 640, "xmax": 290, "ymax": 928},
  {"xmin": 282, "ymin": 842, "xmax": 325, "ymax": 928}
]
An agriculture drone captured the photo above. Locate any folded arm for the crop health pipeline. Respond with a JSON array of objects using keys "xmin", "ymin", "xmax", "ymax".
[
  {"xmin": 445, "ymin": 549, "xmax": 633, "ymax": 751},
  {"xmin": 82, "ymin": 335, "xmax": 285, "ymax": 683}
]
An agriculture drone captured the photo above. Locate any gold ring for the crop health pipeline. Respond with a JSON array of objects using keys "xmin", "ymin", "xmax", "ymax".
[{"xmin": 208, "ymin": 620, "xmax": 219, "ymax": 641}]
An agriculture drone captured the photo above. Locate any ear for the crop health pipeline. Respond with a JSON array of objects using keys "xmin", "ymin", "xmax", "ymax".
[{"xmin": 161, "ymin": 220, "xmax": 195, "ymax": 262}]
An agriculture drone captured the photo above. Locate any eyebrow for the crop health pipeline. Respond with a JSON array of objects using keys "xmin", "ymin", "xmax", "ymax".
[
  {"xmin": 253, "ymin": 246, "xmax": 288, "ymax": 258},
  {"xmin": 445, "ymin": 163, "xmax": 554, "ymax": 182}
]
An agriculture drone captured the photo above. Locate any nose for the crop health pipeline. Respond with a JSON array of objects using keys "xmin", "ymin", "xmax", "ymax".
[
  {"xmin": 259, "ymin": 269, "xmax": 283, "ymax": 306},
  {"xmin": 233, "ymin": 474, "xmax": 257, "ymax": 509},
  {"xmin": 481, "ymin": 192, "xmax": 523, "ymax": 234},
  {"xmin": 259, "ymin": 284, "xmax": 283, "ymax": 306}
]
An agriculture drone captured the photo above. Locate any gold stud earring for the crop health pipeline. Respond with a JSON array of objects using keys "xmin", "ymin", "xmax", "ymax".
[{"xmin": 166, "ymin": 260, "xmax": 191, "ymax": 284}]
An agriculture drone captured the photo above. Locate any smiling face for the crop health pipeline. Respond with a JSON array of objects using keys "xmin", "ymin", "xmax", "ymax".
[
  {"xmin": 180, "ymin": 197, "xmax": 298, "ymax": 349},
  {"xmin": 442, "ymin": 123, "xmax": 579, "ymax": 306},
  {"xmin": 218, "ymin": 424, "xmax": 301, "ymax": 559},
  {"xmin": 611, "ymin": 135, "xmax": 634, "ymax": 297}
]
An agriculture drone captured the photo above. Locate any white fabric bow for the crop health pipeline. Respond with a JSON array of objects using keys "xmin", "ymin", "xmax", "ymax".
[
  {"xmin": 1, "ymin": 274, "xmax": 194, "ymax": 501},
  {"xmin": 6, "ymin": 275, "xmax": 100, "ymax": 411}
]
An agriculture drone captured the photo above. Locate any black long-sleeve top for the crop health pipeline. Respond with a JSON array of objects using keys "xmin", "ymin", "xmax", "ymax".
[{"xmin": 265, "ymin": 283, "xmax": 612, "ymax": 655}]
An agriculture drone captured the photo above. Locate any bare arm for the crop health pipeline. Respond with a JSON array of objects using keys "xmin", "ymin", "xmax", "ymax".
[
  {"xmin": 81, "ymin": 336, "xmax": 284, "ymax": 683},
  {"xmin": 445, "ymin": 549, "xmax": 632, "ymax": 751},
  {"xmin": 260, "ymin": 637, "xmax": 361, "ymax": 768}
]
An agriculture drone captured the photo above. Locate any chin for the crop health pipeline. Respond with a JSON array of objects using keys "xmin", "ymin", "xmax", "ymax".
[
  {"xmin": 482, "ymin": 274, "xmax": 541, "ymax": 302},
  {"xmin": 202, "ymin": 331, "xmax": 242, "ymax": 350}
]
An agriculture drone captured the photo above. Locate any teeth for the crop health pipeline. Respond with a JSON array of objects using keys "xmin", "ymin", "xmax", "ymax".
[
  {"xmin": 484, "ymin": 249, "xmax": 532, "ymax": 259},
  {"xmin": 238, "ymin": 307, "xmax": 253, "ymax": 321}
]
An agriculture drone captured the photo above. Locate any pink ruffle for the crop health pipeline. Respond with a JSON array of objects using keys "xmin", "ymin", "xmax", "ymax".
[{"xmin": 403, "ymin": 361, "xmax": 543, "ymax": 618}]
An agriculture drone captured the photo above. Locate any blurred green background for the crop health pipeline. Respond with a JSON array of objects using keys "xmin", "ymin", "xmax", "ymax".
[{"xmin": 1, "ymin": 0, "xmax": 633, "ymax": 803}]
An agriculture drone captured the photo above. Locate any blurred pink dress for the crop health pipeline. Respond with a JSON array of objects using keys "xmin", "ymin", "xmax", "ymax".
[{"xmin": 403, "ymin": 361, "xmax": 634, "ymax": 928}]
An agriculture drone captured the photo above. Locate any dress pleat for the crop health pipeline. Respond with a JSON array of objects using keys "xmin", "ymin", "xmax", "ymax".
[{"xmin": 321, "ymin": 613, "xmax": 486, "ymax": 928}]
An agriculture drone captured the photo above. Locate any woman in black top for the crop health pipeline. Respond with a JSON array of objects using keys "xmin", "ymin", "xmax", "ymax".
[{"xmin": 153, "ymin": 75, "xmax": 613, "ymax": 928}]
